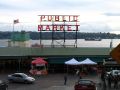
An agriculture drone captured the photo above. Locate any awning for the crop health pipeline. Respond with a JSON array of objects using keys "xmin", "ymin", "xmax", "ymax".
[
  {"xmin": 65, "ymin": 58, "xmax": 80, "ymax": 65},
  {"xmin": 79, "ymin": 58, "xmax": 97, "ymax": 65},
  {"xmin": 32, "ymin": 57, "xmax": 48, "ymax": 65}
]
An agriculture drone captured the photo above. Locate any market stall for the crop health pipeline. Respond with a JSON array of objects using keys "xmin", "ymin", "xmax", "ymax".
[
  {"xmin": 79, "ymin": 58, "xmax": 97, "ymax": 65},
  {"xmin": 29, "ymin": 57, "xmax": 48, "ymax": 75},
  {"xmin": 65, "ymin": 58, "xmax": 80, "ymax": 74},
  {"xmin": 79, "ymin": 58, "xmax": 97, "ymax": 75},
  {"xmin": 65, "ymin": 58, "xmax": 80, "ymax": 65}
]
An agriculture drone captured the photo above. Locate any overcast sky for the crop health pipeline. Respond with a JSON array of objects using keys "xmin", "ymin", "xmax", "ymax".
[{"xmin": 0, "ymin": 0, "xmax": 120, "ymax": 33}]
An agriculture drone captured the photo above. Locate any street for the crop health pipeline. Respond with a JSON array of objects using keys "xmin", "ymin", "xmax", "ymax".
[{"xmin": 0, "ymin": 73, "xmax": 120, "ymax": 90}]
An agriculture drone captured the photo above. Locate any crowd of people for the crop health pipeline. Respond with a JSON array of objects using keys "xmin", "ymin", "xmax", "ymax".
[
  {"xmin": 100, "ymin": 69, "xmax": 120, "ymax": 89},
  {"xmin": 63, "ymin": 66, "xmax": 120, "ymax": 89}
]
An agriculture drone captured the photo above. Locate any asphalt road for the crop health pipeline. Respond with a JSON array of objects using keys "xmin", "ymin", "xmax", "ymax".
[{"xmin": 0, "ymin": 73, "xmax": 120, "ymax": 90}]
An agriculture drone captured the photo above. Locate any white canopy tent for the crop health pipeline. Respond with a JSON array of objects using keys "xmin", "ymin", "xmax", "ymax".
[
  {"xmin": 78, "ymin": 58, "xmax": 97, "ymax": 75},
  {"xmin": 79, "ymin": 58, "xmax": 97, "ymax": 65},
  {"xmin": 65, "ymin": 58, "xmax": 80, "ymax": 73},
  {"xmin": 65, "ymin": 58, "xmax": 80, "ymax": 65}
]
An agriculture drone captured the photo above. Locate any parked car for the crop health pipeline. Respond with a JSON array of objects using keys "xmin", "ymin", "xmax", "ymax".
[
  {"xmin": 74, "ymin": 79, "xmax": 96, "ymax": 90},
  {"xmin": 0, "ymin": 80, "xmax": 8, "ymax": 90},
  {"xmin": 106, "ymin": 70, "xmax": 120, "ymax": 77},
  {"xmin": 7, "ymin": 73, "xmax": 35, "ymax": 84}
]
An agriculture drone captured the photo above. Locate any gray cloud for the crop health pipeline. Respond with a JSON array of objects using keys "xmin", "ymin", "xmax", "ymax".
[
  {"xmin": 0, "ymin": 3, "xmax": 15, "ymax": 9},
  {"xmin": 104, "ymin": 13, "xmax": 120, "ymax": 16},
  {"xmin": 35, "ymin": 0, "xmax": 104, "ymax": 11},
  {"xmin": 0, "ymin": 0, "xmax": 104, "ymax": 12},
  {"xmin": 0, "ymin": 0, "xmax": 120, "ymax": 33},
  {"xmin": 80, "ymin": 22, "xmax": 112, "ymax": 33}
]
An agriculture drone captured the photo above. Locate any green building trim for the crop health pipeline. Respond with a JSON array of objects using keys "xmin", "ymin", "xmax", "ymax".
[
  {"xmin": 0, "ymin": 47, "xmax": 111, "ymax": 56},
  {"xmin": 0, "ymin": 47, "xmax": 112, "ymax": 63}
]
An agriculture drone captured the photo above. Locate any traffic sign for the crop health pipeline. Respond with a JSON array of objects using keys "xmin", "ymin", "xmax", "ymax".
[{"xmin": 110, "ymin": 43, "xmax": 120, "ymax": 64}]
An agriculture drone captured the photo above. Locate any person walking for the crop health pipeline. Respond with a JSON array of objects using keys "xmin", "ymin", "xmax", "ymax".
[
  {"xmin": 79, "ymin": 74, "xmax": 82, "ymax": 79},
  {"xmin": 64, "ymin": 75, "xmax": 67, "ymax": 85},
  {"xmin": 100, "ymin": 69, "xmax": 106, "ymax": 90},
  {"xmin": 113, "ymin": 73, "xmax": 119, "ymax": 89},
  {"xmin": 101, "ymin": 70, "xmax": 106, "ymax": 82},
  {"xmin": 107, "ymin": 73, "xmax": 112, "ymax": 88}
]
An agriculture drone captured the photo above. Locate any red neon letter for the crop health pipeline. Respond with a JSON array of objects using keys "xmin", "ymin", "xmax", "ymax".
[
  {"xmin": 53, "ymin": 25, "xmax": 58, "ymax": 31},
  {"xmin": 62, "ymin": 16, "xmax": 66, "ymax": 21},
  {"xmin": 75, "ymin": 25, "xmax": 80, "ymax": 31},
  {"xmin": 55, "ymin": 16, "xmax": 59, "ymax": 21},
  {"xmin": 48, "ymin": 16, "xmax": 52, "ymax": 21},
  {"xmin": 40, "ymin": 15, "xmax": 45, "ymax": 21},
  {"xmin": 69, "ymin": 16, "xmax": 71, "ymax": 21},
  {"xmin": 67, "ymin": 25, "xmax": 72, "ymax": 31},
  {"xmin": 46, "ymin": 25, "xmax": 50, "ymax": 31},
  {"xmin": 60, "ymin": 25, "xmax": 65, "ymax": 31},
  {"xmin": 38, "ymin": 25, "xmax": 43, "ymax": 31},
  {"xmin": 73, "ymin": 16, "xmax": 78, "ymax": 22}
]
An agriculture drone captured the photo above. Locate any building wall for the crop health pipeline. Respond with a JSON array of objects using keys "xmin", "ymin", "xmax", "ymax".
[
  {"xmin": 0, "ymin": 39, "xmax": 8, "ymax": 47},
  {"xmin": 10, "ymin": 41, "xmax": 30, "ymax": 47}
]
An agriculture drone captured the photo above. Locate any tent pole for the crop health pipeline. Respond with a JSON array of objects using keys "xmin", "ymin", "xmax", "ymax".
[
  {"xmin": 18, "ymin": 58, "xmax": 21, "ymax": 72},
  {"xmin": 67, "ymin": 65, "xmax": 68, "ymax": 74}
]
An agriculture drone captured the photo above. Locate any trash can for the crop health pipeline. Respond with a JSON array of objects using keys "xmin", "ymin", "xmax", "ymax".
[{"xmin": 0, "ymin": 80, "xmax": 8, "ymax": 90}]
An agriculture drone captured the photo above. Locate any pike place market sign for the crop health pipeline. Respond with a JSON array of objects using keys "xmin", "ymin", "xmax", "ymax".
[{"xmin": 38, "ymin": 15, "xmax": 80, "ymax": 31}]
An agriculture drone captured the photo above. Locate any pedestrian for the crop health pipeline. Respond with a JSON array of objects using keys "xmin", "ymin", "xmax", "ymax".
[
  {"xmin": 107, "ymin": 73, "xmax": 112, "ymax": 88},
  {"xmin": 100, "ymin": 70, "xmax": 106, "ymax": 82},
  {"xmin": 76, "ymin": 69, "xmax": 79, "ymax": 76},
  {"xmin": 103, "ymin": 82, "xmax": 106, "ymax": 90},
  {"xmin": 79, "ymin": 74, "xmax": 82, "ymax": 79},
  {"xmin": 100, "ymin": 69, "xmax": 106, "ymax": 90},
  {"xmin": 64, "ymin": 75, "xmax": 67, "ymax": 85},
  {"xmin": 113, "ymin": 74, "xmax": 118, "ymax": 89}
]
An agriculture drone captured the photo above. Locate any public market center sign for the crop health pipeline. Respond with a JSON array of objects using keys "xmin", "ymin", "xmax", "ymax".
[{"xmin": 38, "ymin": 15, "xmax": 80, "ymax": 31}]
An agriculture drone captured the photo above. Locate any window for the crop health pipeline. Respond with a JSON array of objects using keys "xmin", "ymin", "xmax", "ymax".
[{"xmin": 13, "ymin": 74, "xmax": 23, "ymax": 78}]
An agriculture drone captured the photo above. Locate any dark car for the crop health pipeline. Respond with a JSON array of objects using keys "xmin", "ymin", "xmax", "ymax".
[
  {"xmin": 7, "ymin": 73, "xmax": 35, "ymax": 84},
  {"xmin": 0, "ymin": 80, "xmax": 8, "ymax": 90},
  {"xmin": 74, "ymin": 79, "xmax": 96, "ymax": 90}
]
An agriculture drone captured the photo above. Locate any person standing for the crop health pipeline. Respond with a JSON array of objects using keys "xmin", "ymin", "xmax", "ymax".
[
  {"xmin": 101, "ymin": 70, "xmax": 106, "ymax": 82},
  {"xmin": 107, "ymin": 73, "xmax": 112, "ymax": 88},
  {"xmin": 76, "ymin": 69, "xmax": 79, "ymax": 76},
  {"xmin": 113, "ymin": 73, "xmax": 118, "ymax": 89},
  {"xmin": 79, "ymin": 74, "xmax": 82, "ymax": 80},
  {"xmin": 64, "ymin": 75, "xmax": 67, "ymax": 85},
  {"xmin": 100, "ymin": 69, "xmax": 106, "ymax": 90}
]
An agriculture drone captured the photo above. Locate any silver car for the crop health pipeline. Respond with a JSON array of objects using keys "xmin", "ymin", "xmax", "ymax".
[
  {"xmin": 107, "ymin": 70, "xmax": 120, "ymax": 76},
  {"xmin": 7, "ymin": 73, "xmax": 35, "ymax": 83}
]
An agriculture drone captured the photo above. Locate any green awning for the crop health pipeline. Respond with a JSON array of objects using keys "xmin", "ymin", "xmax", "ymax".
[
  {"xmin": 47, "ymin": 58, "xmax": 71, "ymax": 64},
  {"xmin": 47, "ymin": 56, "xmax": 109, "ymax": 64}
]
